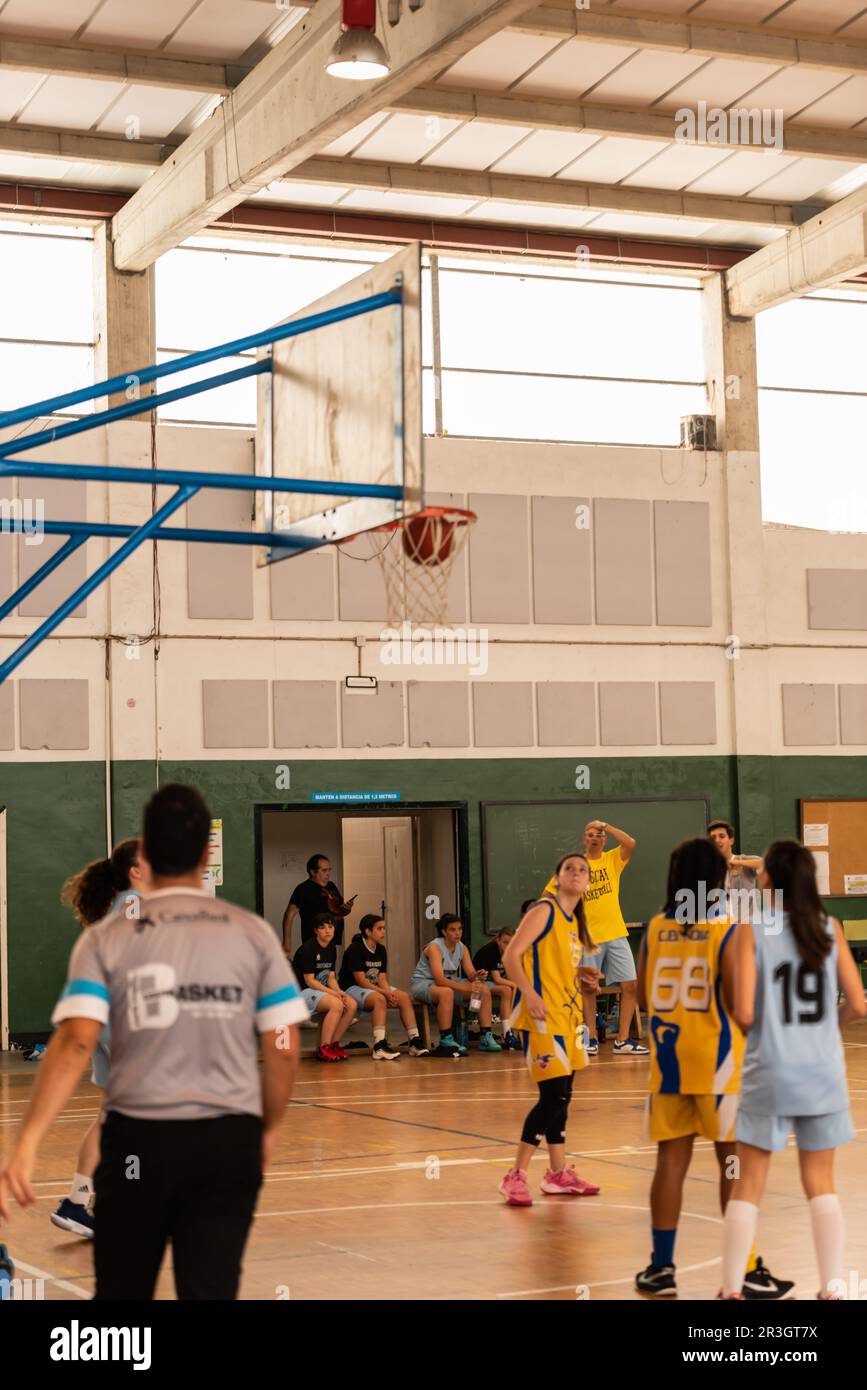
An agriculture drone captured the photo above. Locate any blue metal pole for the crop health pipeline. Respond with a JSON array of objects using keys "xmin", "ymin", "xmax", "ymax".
[
  {"xmin": 0, "ymin": 485, "xmax": 197, "ymax": 685},
  {"xmin": 0, "ymin": 535, "xmax": 87, "ymax": 623},
  {"xmin": 0, "ymin": 518, "xmax": 320, "ymax": 549},
  {"xmin": 0, "ymin": 360, "xmax": 270, "ymax": 459},
  {"xmin": 0, "ymin": 460, "xmax": 402, "ymax": 500},
  {"xmin": 0, "ymin": 290, "xmax": 401, "ymax": 429}
]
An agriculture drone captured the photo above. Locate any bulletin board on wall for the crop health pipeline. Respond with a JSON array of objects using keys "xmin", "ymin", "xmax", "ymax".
[{"xmin": 800, "ymin": 799, "xmax": 867, "ymax": 900}]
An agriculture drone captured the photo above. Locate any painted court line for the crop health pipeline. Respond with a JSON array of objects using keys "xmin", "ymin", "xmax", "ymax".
[{"xmin": 10, "ymin": 1257, "xmax": 91, "ymax": 1300}]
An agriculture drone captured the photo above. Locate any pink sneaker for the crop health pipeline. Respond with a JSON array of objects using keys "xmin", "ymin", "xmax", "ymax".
[
  {"xmin": 499, "ymin": 1168, "xmax": 533, "ymax": 1206},
  {"xmin": 540, "ymin": 1166, "xmax": 600, "ymax": 1196}
]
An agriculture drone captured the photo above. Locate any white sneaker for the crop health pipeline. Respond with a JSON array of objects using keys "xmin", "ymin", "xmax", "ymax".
[
  {"xmin": 372, "ymin": 1040, "xmax": 401, "ymax": 1061},
  {"xmin": 613, "ymin": 1038, "xmax": 649, "ymax": 1056}
]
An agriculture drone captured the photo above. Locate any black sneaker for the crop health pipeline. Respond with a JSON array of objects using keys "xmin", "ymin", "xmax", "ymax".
[
  {"xmin": 430, "ymin": 1041, "xmax": 462, "ymax": 1058},
  {"xmin": 340, "ymin": 1040, "xmax": 369, "ymax": 1051},
  {"xmin": 742, "ymin": 1257, "xmax": 796, "ymax": 1301},
  {"xmin": 372, "ymin": 1039, "xmax": 401, "ymax": 1061},
  {"xmin": 635, "ymin": 1263, "xmax": 677, "ymax": 1296},
  {"xmin": 408, "ymin": 1038, "xmax": 430, "ymax": 1056}
]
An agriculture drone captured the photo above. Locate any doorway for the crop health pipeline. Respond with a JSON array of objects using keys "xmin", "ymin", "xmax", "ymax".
[{"xmin": 256, "ymin": 803, "xmax": 467, "ymax": 982}]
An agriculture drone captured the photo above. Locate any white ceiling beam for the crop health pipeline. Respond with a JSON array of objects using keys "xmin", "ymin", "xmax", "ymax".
[
  {"xmin": 512, "ymin": 6, "xmax": 867, "ymax": 74},
  {"xmin": 110, "ymin": 0, "xmax": 544, "ymax": 271},
  {"xmin": 0, "ymin": 121, "xmax": 171, "ymax": 166},
  {"xmin": 0, "ymin": 35, "xmax": 244, "ymax": 93},
  {"xmin": 394, "ymin": 87, "xmax": 867, "ymax": 163},
  {"xmin": 292, "ymin": 155, "xmax": 800, "ymax": 227},
  {"xmin": 726, "ymin": 184, "xmax": 867, "ymax": 315}
]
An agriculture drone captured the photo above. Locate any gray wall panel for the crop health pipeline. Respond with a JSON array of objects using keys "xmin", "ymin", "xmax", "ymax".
[
  {"xmin": 0, "ymin": 682, "xmax": 13, "ymax": 750},
  {"xmin": 20, "ymin": 679, "xmax": 89, "ymax": 750},
  {"xmin": 187, "ymin": 490, "xmax": 253, "ymax": 619},
  {"xmin": 408, "ymin": 681, "xmax": 470, "ymax": 747},
  {"xmin": 341, "ymin": 681, "xmax": 404, "ymax": 747},
  {"xmin": 473, "ymin": 682, "xmax": 533, "ymax": 747},
  {"xmin": 532, "ymin": 496, "xmax": 592, "ymax": 625},
  {"xmin": 202, "ymin": 680, "xmax": 269, "ymax": 748},
  {"xmin": 270, "ymin": 551, "xmax": 335, "ymax": 621},
  {"xmin": 654, "ymin": 501, "xmax": 712, "ymax": 627},
  {"xmin": 659, "ymin": 681, "xmax": 717, "ymax": 745},
  {"xmin": 781, "ymin": 684, "xmax": 837, "ymax": 746},
  {"xmin": 599, "ymin": 681, "xmax": 657, "ymax": 745},
  {"xmin": 807, "ymin": 570, "xmax": 867, "ymax": 631},
  {"xmin": 273, "ymin": 681, "xmax": 338, "ymax": 748},
  {"xmin": 18, "ymin": 479, "xmax": 87, "ymax": 618},
  {"xmin": 536, "ymin": 682, "xmax": 596, "ymax": 746},
  {"xmin": 468, "ymin": 494, "xmax": 530, "ymax": 625},
  {"xmin": 839, "ymin": 685, "xmax": 867, "ymax": 745},
  {"xmin": 594, "ymin": 499, "xmax": 653, "ymax": 626}
]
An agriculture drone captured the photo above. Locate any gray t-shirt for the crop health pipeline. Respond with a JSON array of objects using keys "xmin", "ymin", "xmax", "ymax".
[
  {"xmin": 52, "ymin": 887, "xmax": 307, "ymax": 1121},
  {"xmin": 725, "ymin": 863, "xmax": 759, "ymax": 924}
]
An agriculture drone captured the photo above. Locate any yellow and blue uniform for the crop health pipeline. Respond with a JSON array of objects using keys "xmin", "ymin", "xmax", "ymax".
[
  {"xmin": 510, "ymin": 898, "xmax": 587, "ymax": 1082},
  {"xmin": 544, "ymin": 848, "xmax": 627, "ymax": 944},
  {"xmin": 644, "ymin": 911, "xmax": 744, "ymax": 1143}
]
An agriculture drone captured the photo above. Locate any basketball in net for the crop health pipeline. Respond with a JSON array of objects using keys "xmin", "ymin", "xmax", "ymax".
[{"xmin": 367, "ymin": 506, "xmax": 476, "ymax": 627}]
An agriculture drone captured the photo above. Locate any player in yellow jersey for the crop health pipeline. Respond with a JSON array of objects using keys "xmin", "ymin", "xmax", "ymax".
[
  {"xmin": 634, "ymin": 837, "xmax": 793, "ymax": 1300},
  {"xmin": 542, "ymin": 820, "xmax": 647, "ymax": 1057},
  {"xmin": 498, "ymin": 853, "xmax": 602, "ymax": 1206}
]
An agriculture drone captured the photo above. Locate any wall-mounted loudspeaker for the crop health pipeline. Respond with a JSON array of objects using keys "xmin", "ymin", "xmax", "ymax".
[{"xmin": 680, "ymin": 414, "xmax": 718, "ymax": 451}]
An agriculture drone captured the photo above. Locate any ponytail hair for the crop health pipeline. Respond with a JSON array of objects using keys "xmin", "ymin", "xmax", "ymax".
[
  {"xmin": 763, "ymin": 839, "xmax": 831, "ymax": 972},
  {"xmin": 663, "ymin": 838, "xmax": 727, "ymax": 934},
  {"xmin": 553, "ymin": 852, "xmax": 595, "ymax": 951},
  {"xmin": 60, "ymin": 838, "xmax": 139, "ymax": 928}
]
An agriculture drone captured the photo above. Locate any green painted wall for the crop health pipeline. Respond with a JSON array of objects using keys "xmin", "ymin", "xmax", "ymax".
[{"xmin": 3, "ymin": 752, "xmax": 865, "ymax": 1035}]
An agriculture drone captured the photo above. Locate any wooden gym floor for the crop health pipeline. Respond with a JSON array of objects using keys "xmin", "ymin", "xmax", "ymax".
[{"xmin": 2, "ymin": 1025, "xmax": 867, "ymax": 1301}]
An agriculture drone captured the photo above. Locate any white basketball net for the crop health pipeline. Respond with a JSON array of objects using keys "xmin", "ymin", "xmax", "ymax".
[{"xmin": 368, "ymin": 508, "xmax": 475, "ymax": 628}]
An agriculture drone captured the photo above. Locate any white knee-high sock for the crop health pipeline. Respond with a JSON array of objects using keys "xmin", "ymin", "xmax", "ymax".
[
  {"xmin": 722, "ymin": 1200, "xmax": 759, "ymax": 1296},
  {"xmin": 809, "ymin": 1194, "xmax": 845, "ymax": 1296}
]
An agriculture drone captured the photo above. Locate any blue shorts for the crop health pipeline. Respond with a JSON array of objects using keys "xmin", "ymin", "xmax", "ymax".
[
  {"xmin": 583, "ymin": 936, "xmax": 636, "ymax": 984},
  {"xmin": 410, "ymin": 978, "xmax": 465, "ymax": 1006},
  {"xmin": 736, "ymin": 1108, "xmax": 854, "ymax": 1153},
  {"xmin": 301, "ymin": 987, "xmax": 331, "ymax": 1016},
  {"xmin": 345, "ymin": 984, "xmax": 377, "ymax": 1008}
]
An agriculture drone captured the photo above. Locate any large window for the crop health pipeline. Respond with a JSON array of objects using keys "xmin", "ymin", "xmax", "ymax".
[
  {"xmin": 431, "ymin": 260, "xmax": 706, "ymax": 446},
  {"xmin": 155, "ymin": 237, "xmax": 434, "ymax": 429},
  {"xmin": 758, "ymin": 290, "xmax": 867, "ymax": 532},
  {"xmin": 0, "ymin": 221, "xmax": 94, "ymax": 418}
]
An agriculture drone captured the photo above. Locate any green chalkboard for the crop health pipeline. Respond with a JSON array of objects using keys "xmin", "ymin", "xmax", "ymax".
[{"xmin": 481, "ymin": 797, "xmax": 711, "ymax": 931}]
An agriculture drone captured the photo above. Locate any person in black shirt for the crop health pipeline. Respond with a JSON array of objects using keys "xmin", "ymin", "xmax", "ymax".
[
  {"xmin": 473, "ymin": 927, "xmax": 521, "ymax": 1050},
  {"xmin": 292, "ymin": 916, "xmax": 358, "ymax": 1063},
  {"xmin": 282, "ymin": 854, "xmax": 357, "ymax": 951},
  {"xmin": 339, "ymin": 915, "xmax": 430, "ymax": 1060}
]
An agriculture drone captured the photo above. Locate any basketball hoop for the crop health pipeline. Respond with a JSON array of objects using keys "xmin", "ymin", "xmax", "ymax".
[{"xmin": 365, "ymin": 505, "xmax": 476, "ymax": 628}]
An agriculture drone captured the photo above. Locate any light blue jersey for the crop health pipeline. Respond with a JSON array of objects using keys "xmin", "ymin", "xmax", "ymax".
[
  {"xmin": 739, "ymin": 912, "xmax": 848, "ymax": 1118},
  {"xmin": 410, "ymin": 936, "xmax": 464, "ymax": 990}
]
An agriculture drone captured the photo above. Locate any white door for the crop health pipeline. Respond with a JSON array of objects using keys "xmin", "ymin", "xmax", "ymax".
[{"xmin": 383, "ymin": 822, "xmax": 416, "ymax": 990}]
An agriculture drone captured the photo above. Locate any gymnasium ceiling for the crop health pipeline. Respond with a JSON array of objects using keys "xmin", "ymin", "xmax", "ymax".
[{"xmin": 2, "ymin": 0, "xmax": 867, "ymax": 254}]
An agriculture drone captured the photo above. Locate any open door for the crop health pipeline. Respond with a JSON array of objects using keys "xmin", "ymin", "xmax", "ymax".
[{"xmin": 383, "ymin": 821, "xmax": 416, "ymax": 989}]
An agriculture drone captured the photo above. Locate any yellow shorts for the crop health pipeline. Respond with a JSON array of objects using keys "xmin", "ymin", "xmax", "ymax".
[
  {"xmin": 646, "ymin": 1092, "xmax": 738, "ymax": 1143},
  {"xmin": 516, "ymin": 1028, "xmax": 586, "ymax": 1083}
]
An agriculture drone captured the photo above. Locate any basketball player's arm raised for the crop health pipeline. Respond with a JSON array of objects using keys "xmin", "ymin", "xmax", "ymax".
[
  {"xmin": 590, "ymin": 821, "xmax": 636, "ymax": 863},
  {"xmin": 0, "ymin": 1017, "xmax": 101, "ymax": 1218},
  {"xmin": 834, "ymin": 920, "xmax": 867, "ymax": 1025},
  {"xmin": 502, "ymin": 905, "xmax": 554, "ymax": 1022}
]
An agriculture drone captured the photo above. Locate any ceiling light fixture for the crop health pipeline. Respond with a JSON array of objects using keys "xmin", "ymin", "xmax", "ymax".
[{"xmin": 326, "ymin": 0, "xmax": 390, "ymax": 81}]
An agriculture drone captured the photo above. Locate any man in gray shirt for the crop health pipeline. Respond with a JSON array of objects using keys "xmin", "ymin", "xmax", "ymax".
[
  {"xmin": 708, "ymin": 818, "xmax": 763, "ymax": 923},
  {"xmin": 0, "ymin": 783, "xmax": 307, "ymax": 1300}
]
